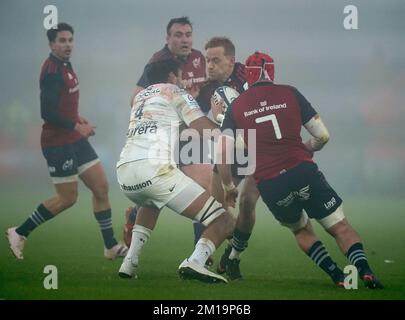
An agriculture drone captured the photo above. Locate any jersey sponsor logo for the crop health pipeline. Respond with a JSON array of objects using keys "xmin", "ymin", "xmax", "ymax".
[
  {"xmin": 138, "ymin": 87, "xmax": 161, "ymax": 99},
  {"xmin": 181, "ymin": 94, "xmax": 199, "ymax": 107},
  {"xmin": 243, "ymin": 102, "xmax": 287, "ymax": 118},
  {"xmin": 62, "ymin": 159, "xmax": 74, "ymax": 171},
  {"xmin": 169, "ymin": 184, "xmax": 176, "ymax": 192},
  {"xmin": 120, "ymin": 180, "xmax": 152, "ymax": 191},
  {"xmin": 188, "ymin": 72, "xmax": 194, "ymax": 77},
  {"xmin": 324, "ymin": 197, "xmax": 337, "ymax": 210},
  {"xmin": 276, "ymin": 185, "xmax": 310, "ymax": 207},
  {"xmin": 192, "ymin": 57, "xmax": 201, "ymax": 69},
  {"xmin": 127, "ymin": 120, "xmax": 158, "ymax": 137}
]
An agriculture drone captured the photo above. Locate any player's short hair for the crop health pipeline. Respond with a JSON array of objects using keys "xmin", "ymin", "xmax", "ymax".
[
  {"xmin": 147, "ymin": 59, "xmax": 181, "ymax": 84},
  {"xmin": 47, "ymin": 23, "xmax": 74, "ymax": 42},
  {"xmin": 205, "ymin": 37, "xmax": 235, "ymax": 57},
  {"xmin": 166, "ymin": 16, "xmax": 193, "ymax": 35}
]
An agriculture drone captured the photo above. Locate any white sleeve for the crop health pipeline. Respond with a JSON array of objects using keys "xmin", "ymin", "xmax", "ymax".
[
  {"xmin": 303, "ymin": 115, "xmax": 330, "ymax": 152},
  {"xmin": 173, "ymin": 91, "xmax": 205, "ymax": 126}
]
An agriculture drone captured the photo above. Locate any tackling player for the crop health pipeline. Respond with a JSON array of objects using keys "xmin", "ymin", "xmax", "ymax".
[
  {"xmin": 117, "ymin": 59, "xmax": 235, "ymax": 283},
  {"xmin": 217, "ymin": 51, "xmax": 383, "ymax": 289}
]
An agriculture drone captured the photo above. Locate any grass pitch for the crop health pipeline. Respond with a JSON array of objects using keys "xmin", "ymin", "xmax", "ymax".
[{"xmin": 1, "ymin": 187, "xmax": 404, "ymax": 300}]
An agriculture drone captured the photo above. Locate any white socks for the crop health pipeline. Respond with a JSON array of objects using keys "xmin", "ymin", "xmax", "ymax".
[
  {"xmin": 127, "ymin": 224, "xmax": 152, "ymax": 265},
  {"xmin": 189, "ymin": 238, "xmax": 216, "ymax": 267}
]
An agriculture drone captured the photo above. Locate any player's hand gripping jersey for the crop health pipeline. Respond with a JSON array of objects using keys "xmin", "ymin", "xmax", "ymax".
[{"xmin": 117, "ymin": 83, "xmax": 205, "ymax": 167}]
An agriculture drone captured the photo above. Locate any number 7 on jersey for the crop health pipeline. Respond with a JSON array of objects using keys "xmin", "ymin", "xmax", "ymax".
[{"xmin": 255, "ymin": 114, "xmax": 282, "ymax": 139}]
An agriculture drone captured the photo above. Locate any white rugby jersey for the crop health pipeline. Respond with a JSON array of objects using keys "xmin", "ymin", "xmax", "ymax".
[{"xmin": 117, "ymin": 83, "xmax": 204, "ymax": 167}]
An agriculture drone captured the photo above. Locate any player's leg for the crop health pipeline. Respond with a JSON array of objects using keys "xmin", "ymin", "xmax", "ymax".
[
  {"xmin": 320, "ymin": 208, "xmax": 384, "ymax": 289},
  {"xmin": 181, "ymin": 163, "xmax": 214, "ymax": 265},
  {"xmin": 6, "ymin": 143, "xmax": 81, "ymax": 260},
  {"xmin": 257, "ymin": 164, "xmax": 345, "ymax": 287},
  {"xmin": 219, "ymin": 175, "xmax": 259, "ymax": 280},
  {"xmin": 77, "ymin": 139, "xmax": 126, "ymax": 259},
  {"xmin": 80, "ymin": 161, "xmax": 127, "ymax": 259},
  {"xmin": 123, "ymin": 205, "xmax": 138, "ymax": 247},
  {"xmin": 292, "ymin": 217, "xmax": 345, "ymax": 287},
  {"xmin": 306, "ymin": 164, "xmax": 383, "ymax": 289},
  {"xmin": 119, "ymin": 206, "xmax": 159, "ymax": 279},
  {"xmin": 7, "ymin": 181, "xmax": 79, "ymax": 260},
  {"xmin": 118, "ymin": 160, "xmax": 234, "ymax": 283},
  {"xmin": 149, "ymin": 163, "xmax": 234, "ymax": 283},
  {"xmin": 172, "ymin": 189, "xmax": 235, "ymax": 283}
]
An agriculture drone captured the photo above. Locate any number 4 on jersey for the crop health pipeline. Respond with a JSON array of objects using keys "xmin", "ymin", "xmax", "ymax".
[
  {"xmin": 134, "ymin": 101, "xmax": 145, "ymax": 119},
  {"xmin": 255, "ymin": 114, "xmax": 282, "ymax": 139}
]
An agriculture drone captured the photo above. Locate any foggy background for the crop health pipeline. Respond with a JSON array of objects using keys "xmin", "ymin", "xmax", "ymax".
[{"xmin": 1, "ymin": 0, "xmax": 404, "ymax": 197}]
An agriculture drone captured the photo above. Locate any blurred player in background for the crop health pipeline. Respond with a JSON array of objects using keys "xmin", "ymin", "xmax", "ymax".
[
  {"xmin": 217, "ymin": 51, "xmax": 383, "ymax": 289},
  {"xmin": 124, "ymin": 17, "xmax": 211, "ymax": 260},
  {"xmin": 117, "ymin": 59, "xmax": 234, "ymax": 283},
  {"xmin": 6, "ymin": 23, "xmax": 127, "ymax": 260},
  {"xmin": 197, "ymin": 37, "xmax": 260, "ymax": 280}
]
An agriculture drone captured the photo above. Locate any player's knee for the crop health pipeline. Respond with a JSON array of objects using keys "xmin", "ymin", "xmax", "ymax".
[
  {"xmin": 239, "ymin": 193, "xmax": 257, "ymax": 216},
  {"xmin": 194, "ymin": 196, "xmax": 233, "ymax": 229},
  {"xmin": 318, "ymin": 205, "xmax": 346, "ymax": 232},
  {"xmin": 59, "ymin": 190, "xmax": 78, "ymax": 209},
  {"xmin": 92, "ymin": 180, "xmax": 109, "ymax": 200},
  {"xmin": 327, "ymin": 218, "xmax": 351, "ymax": 237}
]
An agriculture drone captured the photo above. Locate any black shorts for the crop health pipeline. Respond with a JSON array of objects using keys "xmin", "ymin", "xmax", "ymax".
[
  {"xmin": 257, "ymin": 161, "xmax": 342, "ymax": 225},
  {"xmin": 42, "ymin": 138, "xmax": 99, "ymax": 182}
]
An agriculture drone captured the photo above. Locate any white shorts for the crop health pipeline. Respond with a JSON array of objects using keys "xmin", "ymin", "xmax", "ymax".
[{"xmin": 117, "ymin": 160, "xmax": 205, "ymax": 212}]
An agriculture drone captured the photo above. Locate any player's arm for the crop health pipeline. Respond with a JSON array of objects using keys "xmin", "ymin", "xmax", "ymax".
[
  {"xmin": 175, "ymin": 89, "xmax": 219, "ymax": 137},
  {"xmin": 216, "ymin": 106, "xmax": 238, "ymax": 207},
  {"xmin": 129, "ymin": 64, "xmax": 152, "ymax": 106},
  {"xmin": 303, "ymin": 114, "xmax": 330, "ymax": 152},
  {"xmin": 40, "ymin": 73, "xmax": 75, "ymax": 129},
  {"xmin": 129, "ymin": 85, "xmax": 145, "ymax": 107},
  {"xmin": 293, "ymin": 87, "xmax": 329, "ymax": 152},
  {"xmin": 40, "ymin": 73, "xmax": 95, "ymax": 137}
]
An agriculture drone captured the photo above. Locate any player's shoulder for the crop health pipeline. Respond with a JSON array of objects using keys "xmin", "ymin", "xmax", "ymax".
[
  {"xmin": 148, "ymin": 46, "xmax": 173, "ymax": 63},
  {"xmin": 136, "ymin": 83, "xmax": 182, "ymax": 102},
  {"xmin": 254, "ymin": 82, "xmax": 299, "ymax": 94},
  {"xmin": 40, "ymin": 55, "xmax": 61, "ymax": 76},
  {"xmin": 189, "ymin": 48, "xmax": 204, "ymax": 58},
  {"xmin": 233, "ymin": 62, "xmax": 245, "ymax": 74}
]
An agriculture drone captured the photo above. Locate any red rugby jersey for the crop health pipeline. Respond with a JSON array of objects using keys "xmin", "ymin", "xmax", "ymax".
[
  {"xmin": 39, "ymin": 54, "xmax": 81, "ymax": 147},
  {"xmin": 137, "ymin": 45, "xmax": 206, "ymax": 90},
  {"xmin": 221, "ymin": 82, "xmax": 317, "ymax": 182}
]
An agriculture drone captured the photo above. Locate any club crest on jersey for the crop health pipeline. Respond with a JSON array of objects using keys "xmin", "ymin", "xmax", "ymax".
[{"xmin": 192, "ymin": 57, "xmax": 201, "ymax": 69}]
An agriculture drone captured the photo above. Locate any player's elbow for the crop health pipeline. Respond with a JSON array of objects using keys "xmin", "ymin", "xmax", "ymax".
[
  {"xmin": 320, "ymin": 131, "xmax": 330, "ymax": 145},
  {"xmin": 313, "ymin": 132, "xmax": 329, "ymax": 151}
]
